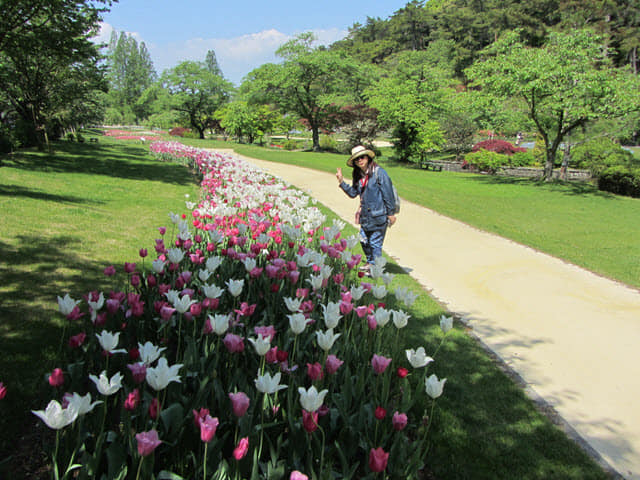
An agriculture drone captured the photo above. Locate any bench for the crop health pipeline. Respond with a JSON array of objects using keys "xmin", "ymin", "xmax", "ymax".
[{"xmin": 419, "ymin": 161, "xmax": 443, "ymax": 172}]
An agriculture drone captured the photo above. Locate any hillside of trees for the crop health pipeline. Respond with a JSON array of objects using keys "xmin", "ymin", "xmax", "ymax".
[{"xmin": 2, "ymin": 0, "xmax": 639, "ymax": 185}]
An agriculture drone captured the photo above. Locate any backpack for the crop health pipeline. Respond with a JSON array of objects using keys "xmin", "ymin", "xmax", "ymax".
[{"xmin": 374, "ymin": 167, "xmax": 400, "ymax": 215}]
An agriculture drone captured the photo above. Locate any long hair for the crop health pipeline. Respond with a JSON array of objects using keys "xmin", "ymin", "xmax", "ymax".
[{"xmin": 351, "ymin": 157, "xmax": 378, "ymax": 184}]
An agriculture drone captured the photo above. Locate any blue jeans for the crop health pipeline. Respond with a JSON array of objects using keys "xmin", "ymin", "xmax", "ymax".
[{"xmin": 359, "ymin": 226, "xmax": 387, "ymax": 264}]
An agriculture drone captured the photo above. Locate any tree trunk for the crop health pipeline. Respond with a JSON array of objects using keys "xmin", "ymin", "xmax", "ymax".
[
  {"xmin": 543, "ymin": 147, "xmax": 556, "ymax": 181},
  {"xmin": 311, "ymin": 125, "xmax": 320, "ymax": 152},
  {"xmin": 560, "ymin": 143, "xmax": 571, "ymax": 181}
]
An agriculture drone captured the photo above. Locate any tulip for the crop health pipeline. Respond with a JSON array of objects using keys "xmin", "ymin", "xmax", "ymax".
[
  {"xmin": 249, "ymin": 334, "xmax": 271, "ymax": 356},
  {"xmin": 425, "ymin": 374, "xmax": 447, "ymax": 399},
  {"xmin": 136, "ymin": 429, "xmax": 161, "ymax": 456},
  {"xmin": 209, "ymin": 314, "xmax": 230, "ymax": 335},
  {"xmin": 151, "ymin": 259, "xmax": 166, "ymax": 274},
  {"xmin": 440, "ymin": 315, "xmax": 454, "ymax": 334},
  {"xmin": 290, "ymin": 471, "xmax": 309, "ymax": 480},
  {"xmin": 103, "ymin": 265, "xmax": 116, "ymax": 276},
  {"xmin": 316, "ymin": 328, "xmax": 340, "ymax": 352},
  {"xmin": 0, "ymin": 382, "xmax": 6, "ymax": 399},
  {"xmin": 369, "ymin": 447, "xmax": 389, "ymax": 472},
  {"xmin": 374, "ymin": 307, "xmax": 391, "ymax": 328},
  {"xmin": 149, "ymin": 397, "xmax": 160, "ymax": 419},
  {"xmin": 223, "ymin": 333, "xmax": 245, "ymax": 353},
  {"xmin": 283, "ymin": 296, "xmax": 303, "ymax": 312},
  {"xmin": 392, "ymin": 411, "xmax": 408, "ymax": 431},
  {"xmin": 226, "ymin": 278, "xmax": 244, "ymax": 297},
  {"xmin": 87, "ymin": 292, "xmax": 105, "ymax": 322},
  {"xmin": 288, "ymin": 312, "xmax": 307, "ymax": 335},
  {"xmin": 172, "ymin": 294, "xmax": 196, "ymax": 314},
  {"xmin": 57, "ymin": 293, "xmax": 81, "ymax": 316},
  {"xmin": 397, "ymin": 367, "xmax": 409, "ymax": 378},
  {"xmin": 392, "ymin": 309, "xmax": 410, "ymax": 329},
  {"xmin": 371, "ymin": 284, "xmax": 387, "ymax": 299},
  {"xmin": 371, "ymin": 354, "xmax": 392, "ymax": 375},
  {"xmin": 95, "ymin": 330, "xmax": 127, "ymax": 354},
  {"xmin": 302, "ymin": 409, "xmax": 319, "ymax": 433},
  {"xmin": 406, "ymin": 347, "xmax": 434, "ymax": 369},
  {"xmin": 233, "ymin": 437, "xmax": 249, "ymax": 460},
  {"xmin": 205, "ymin": 255, "xmax": 223, "ymax": 272},
  {"xmin": 66, "ymin": 392, "xmax": 102, "ymax": 416},
  {"xmin": 229, "ymin": 391, "xmax": 250, "ymax": 417},
  {"xmin": 254, "ymin": 325, "xmax": 276, "ymax": 342},
  {"xmin": 127, "ymin": 362, "xmax": 147, "ymax": 383},
  {"xmin": 198, "ymin": 414, "xmax": 219, "ymax": 443},
  {"xmin": 90, "ymin": 371, "xmax": 123, "ymax": 396},
  {"xmin": 124, "ymin": 389, "xmax": 141, "ymax": 411},
  {"xmin": 321, "ymin": 301, "xmax": 342, "ymax": 329},
  {"xmin": 145, "ymin": 357, "xmax": 183, "ymax": 391},
  {"xmin": 202, "ymin": 284, "xmax": 224, "ymax": 299},
  {"xmin": 325, "ymin": 354, "xmax": 343, "ymax": 375},
  {"xmin": 306, "ymin": 362, "xmax": 324, "ymax": 381},
  {"xmin": 32, "ymin": 399, "xmax": 78, "ymax": 429},
  {"xmin": 48, "ymin": 368, "xmax": 65, "ymax": 387},
  {"xmin": 298, "ymin": 385, "xmax": 328, "ymax": 413},
  {"xmin": 349, "ymin": 285, "xmax": 365, "ymax": 301},
  {"xmin": 255, "ymin": 371, "xmax": 287, "ymax": 394},
  {"xmin": 138, "ymin": 341, "xmax": 166, "ymax": 365},
  {"xmin": 166, "ymin": 248, "xmax": 184, "ymax": 264},
  {"xmin": 374, "ymin": 406, "xmax": 387, "ymax": 420},
  {"xmin": 68, "ymin": 332, "xmax": 86, "ymax": 349}
]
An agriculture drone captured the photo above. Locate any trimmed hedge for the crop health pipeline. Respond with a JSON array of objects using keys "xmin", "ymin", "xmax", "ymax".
[{"xmin": 598, "ymin": 166, "xmax": 640, "ymax": 197}]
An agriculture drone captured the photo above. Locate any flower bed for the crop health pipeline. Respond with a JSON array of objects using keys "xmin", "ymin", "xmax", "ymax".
[
  {"xmin": 103, "ymin": 129, "xmax": 162, "ymax": 141},
  {"xmin": 31, "ymin": 141, "xmax": 451, "ymax": 479}
]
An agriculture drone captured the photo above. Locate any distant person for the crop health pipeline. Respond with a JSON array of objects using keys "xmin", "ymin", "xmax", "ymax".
[
  {"xmin": 336, "ymin": 145, "xmax": 397, "ymax": 272},
  {"xmin": 515, "ymin": 132, "xmax": 523, "ymax": 146}
]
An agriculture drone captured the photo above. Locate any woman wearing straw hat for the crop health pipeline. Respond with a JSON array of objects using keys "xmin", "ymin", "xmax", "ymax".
[{"xmin": 336, "ymin": 145, "xmax": 397, "ymax": 272}]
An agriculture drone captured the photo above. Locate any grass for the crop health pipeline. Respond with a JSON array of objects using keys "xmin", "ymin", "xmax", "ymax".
[
  {"xmin": 0, "ymin": 135, "xmax": 611, "ymax": 478},
  {"xmin": 204, "ymin": 142, "xmax": 640, "ymax": 289},
  {"xmin": 0, "ymin": 137, "xmax": 200, "ymax": 472}
]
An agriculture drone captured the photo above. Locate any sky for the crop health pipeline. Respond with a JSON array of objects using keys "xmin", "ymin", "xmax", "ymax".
[{"xmin": 94, "ymin": 0, "xmax": 410, "ymax": 86}]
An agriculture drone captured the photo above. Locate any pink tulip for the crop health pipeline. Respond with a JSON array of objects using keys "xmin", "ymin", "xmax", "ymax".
[
  {"xmin": 254, "ymin": 325, "xmax": 276, "ymax": 341},
  {"xmin": 367, "ymin": 315, "xmax": 377, "ymax": 330},
  {"xmin": 136, "ymin": 429, "xmax": 161, "ymax": 457},
  {"xmin": 149, "ymin": 398, "xmax": 160, "ymax": 420},
  {"xmin": 369, "ymin": 447, "xmax": 389, "ymax": 472},
  {"xmin": 355, "ymin": 305, "xmax": 369, "ymax": 318},
  {"xmin": 306, "ymin": 362, "xmax": 324, "ymax": 381},
  {"xmin": 371, "ymin": 354, "xmax": 392, "ymax": 375},
  {"xmin": 139, "ymin": 248, "xmax": 148, "ymax": 258},
  {"xmin": 229, "ymin": 392, "xmax": 250, "ymax": 417},
  {"xmin": 48, "ymin": 368, "xmax": 65, "ymax": 387},
  {"xmin": 223, "ymin": 333, "xmax": 245, "ymax": 353},
  {"xmin": 124, "ymin": 262, "xmax": 136, "ymax": 273},
  {"xmin": 392, "ymin": 411, "xmax": 408, "ymax": 431},
  {"xmin": 198, "ymin": 414, "xmax": 219, "ymax": 443},
  {"xmin": 233, "ymin": 436, "xmax": 249, "ymax": 460},
  {"xmin": 124, "ymin": 389, "xmax": 140, "ymax": 411},
  {"xmin": 192, "ymin": 408, "xmax": 210, "ymax": 427},
  {"xmin": 302, "ymin": 410, "xmax": 318, "ymax": 433},
  {"xmin": 0, "ymin": 382, "xmax": 7, "ymax": 399},
  {"xmin": 325, "ymin": 354, "xmax": 343, "ymax": 375},
  {"xmin": 127, "ymin": 363, "xmax": 147, "ymax": 384},
  {"xmin": 158, "ymin": 227, "xmax": 166, "ymax": 235},
  {"xmin": 290, "ymin": 471, "xmax": 309, "ymax": 480},
  {"xmin": 103, "ymin": 265, "xmax": 116, "ymax": 276},
  {"xmin": 68, "ymin": 332, "xmax": 86, "ymax": 348}
]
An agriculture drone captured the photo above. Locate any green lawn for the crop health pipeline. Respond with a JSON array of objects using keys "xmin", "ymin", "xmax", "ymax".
[{"xmin": 0, "ymin": 136, "xmax": 612, "ymax": 478}]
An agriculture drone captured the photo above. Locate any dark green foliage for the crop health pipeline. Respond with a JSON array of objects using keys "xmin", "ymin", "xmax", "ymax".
[
  {"xmin": 598, "ymin": 166, "xmax": 640, "ymax": 197},
  {"xmin": 571, "ymin": 137, "xmax": 636, "ymax": 175}
]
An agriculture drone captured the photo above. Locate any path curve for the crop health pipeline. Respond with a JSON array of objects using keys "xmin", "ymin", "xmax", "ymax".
[{"xmin": 218, "ymin": 149, "xmax": 640, "ymax": 479}]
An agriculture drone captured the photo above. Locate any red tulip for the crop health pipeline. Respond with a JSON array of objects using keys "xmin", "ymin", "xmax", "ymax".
[{"xmin": 369, "ymin": 447, "xmax": 389, "ymax": 472}]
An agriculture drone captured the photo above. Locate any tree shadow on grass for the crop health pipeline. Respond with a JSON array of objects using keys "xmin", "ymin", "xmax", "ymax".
[
  {"xmin": 402, "ymin": 316, "xmax": 612, "ymax": 480},
  {"xmin": 3, "ymin": 141, "xmax": 194, "ymax": 186},
  {"xmin": 0, "ymin": 235, "xmax": 121, "ymax": 476},
  {"xmin": 467, "ymin": 175, "xmax": 616, "ymax": 199},
  {"xmin": 0, "ymin": 184, "xmax": 104, "ymax": 205}
]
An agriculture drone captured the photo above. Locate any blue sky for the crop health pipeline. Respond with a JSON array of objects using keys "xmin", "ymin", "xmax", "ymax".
[{"xmin": 94, "ymin": 0, "xmax": 410, "ymax": 86}]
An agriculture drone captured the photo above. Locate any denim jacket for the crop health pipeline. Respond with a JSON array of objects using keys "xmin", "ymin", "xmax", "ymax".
[{"xmin": 339, "ymin": 165, "xmax": 395, "ymax": 231}]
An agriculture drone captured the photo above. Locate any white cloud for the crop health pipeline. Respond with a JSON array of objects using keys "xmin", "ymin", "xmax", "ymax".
[{"xmin": 93, "ymin": 23, "xmax": 348, "ymax": 86}]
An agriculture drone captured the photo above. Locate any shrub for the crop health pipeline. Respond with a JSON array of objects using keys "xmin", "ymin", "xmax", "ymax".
[
  {"xmin": 472, "ymin": 139, "xmax": 526, "ymax": 156},
  {"xmin": 75, "ymin": 132, "xmax": 85, "ymax": 143},
  {"xmin": 509, "ymin": 151, "xmax": 538, "ymax": 167},
  {"xmin": 282, "ymin": 139, "xmax": 301, "ymax": 150},
  {"xmin": 319, "ymin": 134, "xmax": 339, "ymax": 152},
  {"xmin": 571, "ymin": 137, "xmax": 635, "ymax": 176},
  {"xmin": 66, "ymin": 132, "xmax": 75, "ymax": 142},
  {"xmin": 464, "ymin": 150, "xmax": 511, "ymax": 173},
  {"xmin": 598, "ymin": 165, "xmax": 640, "ymax": 197},
  {"xmin": 169, "ymin": 126, "xmax": 191, "ymax": 137}
]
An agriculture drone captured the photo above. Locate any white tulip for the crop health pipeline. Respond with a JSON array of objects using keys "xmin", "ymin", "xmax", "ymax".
[
  {"xmin": 198, "ymin": 269, "xmax": 211, "ymax": 282},
  {"xmin": 248, "ymin": 334, "xmax": 271, "ymax": 356},
  {"xmin": 66, "ymin": 392, "xmax": 102, "ymax": 416},
  {"xmin": 226, "ymin": 279, "xmax": 244, "ymax": 297},
  {"xmin": 440, "ymin": 315, "xmax": 454, "ymax": 334},
  {"xmin": 152, "ymin": 259, "xmax": 166, "ymax": 274},
  {"xmin": 374, "ymin": 308, "xmax": 391, "ymax": 328},
  {"xmin": 371, "ymin": 285, "xmax": 387, "ymax": 299},
  {"xmin": 146, "ymin": 357, "xmax": 183, "ymax": 391},
  {"xmin": 32, "ymin": 400, "xmax": 78, "ymax": 430},
  {"xmin": 321, "ymin": 302, "xmax": 342, "ymax": 329},
  {"xmin": 316, "ymin": 328, "xmax": 341, "ymax": 352},
  {"xmin": 255, "ymin": 371, "xmax": 287, "ymax": 394},
  {"xmin": 89, "ymin": 371, "xmax": 123, "ymax": 396},
  {"xmin": 202, "ymin": 284, "xmax": 224, "ymax": 299},
  {"xmin": 95, "ymin": 330, "xmax": 127, "ymax": 354},
  {"xmin": 166, "ymin": 248, "xmax": 184, "ymax": 264},
  {"xmin": 425, "ymin": 374, "xmax": 446, "ymax": 399},
  {"xmin": 138, "ymin": 341, "xmax": 166, "ymax": 365},
  {"xmin": 284, "ymin": 297, "xmax": 303, "ymax": 313},
  {"xmin": 350, "ymin": 285, "xmax": 366, "ymax": 301},
  {"xmin": 57, "ymin": 293, "xmax": 80, "ymax": 316},
  {"xmin": 298, "ymin": 386, "xmax": 328, "ymax": 412},
  {"xmin": 205, "ymin": 255, "xmax": 223, "ymax": 272},
  {"xmin": 209, "ymin": 314, "xmax": 230, "ymax": 335},
  {"xmin": 392, "ymin": 310, "xmax": 410, "ymax": 329},
  {"xmin": 173, "ymin": 294, "xmax": 196, "ymax": 314},
  {"xmin": 406, "ymin": 347, "xmax": 434, "ymax": 368},
  {"xmin": 288, "ymin": 313, "xmax": 307, "ymax": 335}
]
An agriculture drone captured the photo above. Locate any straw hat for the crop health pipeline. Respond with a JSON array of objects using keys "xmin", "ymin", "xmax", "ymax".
[{"xmin": 347, "ymin": 145, "xmax": 375, "ymax": 167}]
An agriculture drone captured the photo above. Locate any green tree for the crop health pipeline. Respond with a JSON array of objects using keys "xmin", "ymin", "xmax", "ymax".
[
  {"xmin": 466, "ymin": 29, "xmax": 640, "ymax": 180},
  {"xmin": 244, "ymin": 33, "xmax": 370, "ymax": 151},
  {"xmin": 205, "ymin": 49, "xmax": 223, "ymax": 77},
  {"xmin": 366, "ymin": 50, "xmax": 453, "ymax": 161},
  {"xmin": 0, "ymin": 0, "xmax": 109, "ymax": 147},
  {"xmin": 215, "ymin": 101, "xmax": 278, "ymax": 144},
  {"xmin": 162, "ymin": 61, "xmax": 234, "ymax": 138}
]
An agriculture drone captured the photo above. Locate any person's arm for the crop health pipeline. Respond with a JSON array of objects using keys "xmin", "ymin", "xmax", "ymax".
[
  {"xmin": 336, "ymin": 167, "xmax": 360, "ymax": 198},
  {"xmin": 377, "ymin": 169, "xmax": 397, "ymax": 225}
]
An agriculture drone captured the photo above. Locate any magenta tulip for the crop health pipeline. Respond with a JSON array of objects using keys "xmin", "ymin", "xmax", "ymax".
[
  {"xmin": 369, "ymin": 447, "xmax": 389, "ymax": 472},
  {"xmin": 229, "ymin": 392, "xmax": 250, "ymax": 417},
  {"xmin": 136, "ymin": 429, "xmax": 161, "ymax": 456}
]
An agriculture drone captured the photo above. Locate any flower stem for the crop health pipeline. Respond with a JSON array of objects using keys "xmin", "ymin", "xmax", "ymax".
[
  {"xmin": 135, "ymin": 456, "xmax": 144, "ymax": 480},
  {"xmin": 203, "ymin": 442, "xmax": 208, "ymax": 480}
]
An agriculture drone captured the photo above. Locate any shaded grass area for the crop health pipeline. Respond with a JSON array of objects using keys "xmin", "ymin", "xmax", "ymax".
[
  {"xmin": 0, "ymin": 138, "xmax": 200, "ymax": 474},
  {"xmin": 218, "ymin": 143, "xmax": 640, "ymax": 289},
  {"xmin": 0, "ymin": 137, "xmax": 610, "ymax": 479}
]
